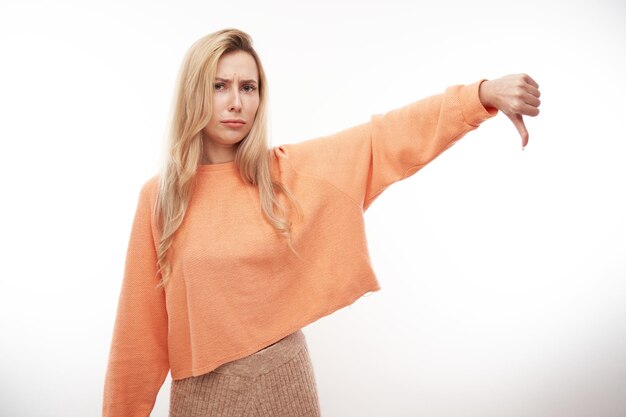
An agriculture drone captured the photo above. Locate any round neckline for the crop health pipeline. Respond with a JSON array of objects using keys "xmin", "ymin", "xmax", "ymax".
[{"xmin": 197, "ymin": 160, "xmax": 237, "ymax": 172}]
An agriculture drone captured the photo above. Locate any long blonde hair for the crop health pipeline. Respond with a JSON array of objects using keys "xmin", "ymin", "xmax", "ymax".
[{"xmin": 154, "ymin": 28, "xmax": 301, "ymax": 290}]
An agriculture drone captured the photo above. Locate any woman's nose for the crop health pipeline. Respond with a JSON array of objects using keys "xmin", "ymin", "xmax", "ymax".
[{"xmin": 229, "ymin": 90, "xmax": 242, "ymax": 111}]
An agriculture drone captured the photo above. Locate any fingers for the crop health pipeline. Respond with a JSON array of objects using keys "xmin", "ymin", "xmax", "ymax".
[
  {"xmin": 523, "ymin": 92, "xmax": 541, "ymax": 108},
  {"xmin": 520, "ymin": 75, "xmax": 541, "ymax": 116},
  {"xmin": 526, "ymin": 84, "xmax": 541, "ymax": 98},
  {"xmin": 498, "ymin": 73, "xmax": 539, "ymax": 150},
  {"xmin": 518, "ymin": 80, "xmax": 541, "ymax": 115},
  {"xmin": 522, "ymin": 73, "xmax": 539, "ymax": 89},
  {"xmin": 519, "ymin": 101, "xmax": 540, "ymax": 116},
  {"xmin": 507, "ymin": 113, "xmax": 529, "ymax": 149},
  {"xmin": 506, "ymin": 98, "xmax": 540, "ymax": 117}
]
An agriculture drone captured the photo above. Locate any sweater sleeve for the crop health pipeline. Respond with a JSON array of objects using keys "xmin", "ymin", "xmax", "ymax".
[
  {"xmin": 279, "ymin": 80, "xmax": 498, "ymax": 211},
  {"xmin": 102, "ymin": 178, "xmax": 170, "ymax": 417}
]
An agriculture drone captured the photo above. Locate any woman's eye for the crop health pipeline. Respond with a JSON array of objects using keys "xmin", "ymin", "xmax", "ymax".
[{"xmin": 214, "ymin": 83, "xmax": 256, "ymax": 92}]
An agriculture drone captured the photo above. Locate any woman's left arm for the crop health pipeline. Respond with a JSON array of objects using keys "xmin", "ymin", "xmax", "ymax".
[
  {"xmin": 478, "ymin": 73, "xmax": 541, "ymax": 150},
  {"xmin": 278, "ymin": 74, "xmax": 541, "ymax": 212}
]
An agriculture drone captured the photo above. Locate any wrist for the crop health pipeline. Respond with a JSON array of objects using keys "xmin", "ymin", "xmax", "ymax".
[{"xmin": 479, "ymin": 79, "xmax": 497, "ymax": 111}]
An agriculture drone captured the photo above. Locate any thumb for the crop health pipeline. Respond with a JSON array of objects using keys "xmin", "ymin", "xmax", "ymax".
[{"xmin": 507, "ymin": 113, "xmax": 529, "ymax": 150}]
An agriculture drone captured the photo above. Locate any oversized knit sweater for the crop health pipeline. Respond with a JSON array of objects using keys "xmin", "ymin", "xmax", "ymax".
[{"xmin": 102, "ymin": 80, "xmax": 498, "ymax": 416}]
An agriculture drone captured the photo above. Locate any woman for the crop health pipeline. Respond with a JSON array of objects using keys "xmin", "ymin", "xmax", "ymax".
[{"xmin": 102, "ymin": 28, "xmax": 540, "ymax": 417}]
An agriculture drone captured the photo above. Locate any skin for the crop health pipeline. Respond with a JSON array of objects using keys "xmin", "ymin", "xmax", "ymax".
[
  {"xmin": 200, "ymin": 55, "xmax": 540, "ymax": 163},
  {"xmin": 478, "ymin": 73, "xmax": 541, "ymax": 150},
  {"xmin": 201, "ymin": 50, "xmax": 260, "ymax": 164}
]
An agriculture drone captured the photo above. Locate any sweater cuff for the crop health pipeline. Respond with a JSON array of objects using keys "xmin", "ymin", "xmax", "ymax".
[{"xmin": 459, "ymin": 79, "xmax": 498, "ymax": 127}]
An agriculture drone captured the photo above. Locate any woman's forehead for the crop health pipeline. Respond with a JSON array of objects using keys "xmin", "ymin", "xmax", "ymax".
[{"xmin": 216, "ymin": 51, "xmax": 258, "ymax": 81}]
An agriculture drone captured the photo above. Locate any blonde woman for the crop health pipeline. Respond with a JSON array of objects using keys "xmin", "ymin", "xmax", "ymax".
[{"xmin": 102, "ymin": 28, "xmax": 540, "ymax": 417}]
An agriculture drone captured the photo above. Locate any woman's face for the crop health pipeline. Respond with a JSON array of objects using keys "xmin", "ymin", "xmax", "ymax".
[{"xmin": 202, "ymin": 50, "xmax": 260, "ymax": 158}]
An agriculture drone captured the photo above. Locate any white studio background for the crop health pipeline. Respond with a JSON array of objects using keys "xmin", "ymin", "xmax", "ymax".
[{"xmin": 1, "ymin": 0, "xmax": 625, "ymax": 416}]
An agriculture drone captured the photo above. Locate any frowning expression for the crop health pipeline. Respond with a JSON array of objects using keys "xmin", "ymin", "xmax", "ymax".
[{"xmin": 203, "ymin": 50, "xmax": 260, "ymax": 149}]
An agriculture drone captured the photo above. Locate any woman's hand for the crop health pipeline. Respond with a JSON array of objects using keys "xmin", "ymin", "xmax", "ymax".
[{"xmin": 479, "ymin": 73, "xmax": 541, "ymax": 150}]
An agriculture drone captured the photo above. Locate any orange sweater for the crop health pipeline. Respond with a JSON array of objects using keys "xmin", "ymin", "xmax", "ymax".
[{"xmin": 102, "ymin": 80, "xmax": 497, "ymax": 416}]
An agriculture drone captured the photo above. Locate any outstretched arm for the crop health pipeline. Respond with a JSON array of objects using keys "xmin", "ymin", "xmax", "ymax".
[
  {"xmin": 279, "ymin": 80, "xmax": 498, "ymax": 211},
  {"xmin": 478, "ymin": 73, "xmax": 541, "ymax": 150}
]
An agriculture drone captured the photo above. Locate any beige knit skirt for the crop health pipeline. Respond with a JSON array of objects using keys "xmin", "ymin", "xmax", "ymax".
[{"xmin": 169, "ymin": 329, "xmax": 321, "ymax": 417}]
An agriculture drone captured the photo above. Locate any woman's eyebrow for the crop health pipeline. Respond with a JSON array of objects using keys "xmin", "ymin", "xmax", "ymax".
[{"xmin": 215, "ymin": 77, "xmax": 258, "ymax": 84}]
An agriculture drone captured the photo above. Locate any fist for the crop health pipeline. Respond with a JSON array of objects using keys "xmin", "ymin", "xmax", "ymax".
[{"xmin": 479, "ymin": 73, "xmax": 541, "ymax": 149}]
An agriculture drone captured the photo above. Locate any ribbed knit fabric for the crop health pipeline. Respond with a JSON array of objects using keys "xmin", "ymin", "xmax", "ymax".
[{"xmin": 169, "ymin": 329, "xmax": 320, "ymax": 417}]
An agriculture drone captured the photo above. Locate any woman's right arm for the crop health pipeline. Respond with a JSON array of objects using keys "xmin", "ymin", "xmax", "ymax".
[{"xmin": 102, "ymin": 178, "xmax": 170, "ymax": 417}]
